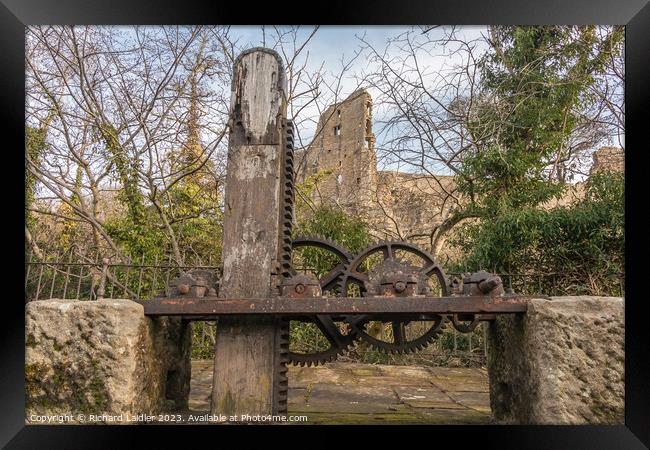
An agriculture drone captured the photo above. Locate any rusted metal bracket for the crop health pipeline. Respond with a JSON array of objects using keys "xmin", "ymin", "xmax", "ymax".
[{"xmin": 135, "ymin": 294, "xmax": 534, "ymax": 317}]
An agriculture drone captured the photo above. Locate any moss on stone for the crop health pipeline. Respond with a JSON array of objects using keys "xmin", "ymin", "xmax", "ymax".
[
  {"xmin": 25, "ymin": 362, "xmax": 49, "ymax": 397},
  {"xmin": 26, "ymin": 333, "xmax": 37, "ymax": 348},
  {"xmin": 25, "ymin": 359, "xmax": 109, "ymax": 415},
  {"xmin": 88, "ymin": 370, "xmax": 108, "ymax": 409},
  {"xmin": 51, "ymin": 366, "xmax": 65, "ymax": 386}
]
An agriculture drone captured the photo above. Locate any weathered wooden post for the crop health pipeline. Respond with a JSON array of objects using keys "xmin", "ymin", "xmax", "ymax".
[{"xmin": 211, "ymin": 48, "xmax": 290, "ymax": 419}]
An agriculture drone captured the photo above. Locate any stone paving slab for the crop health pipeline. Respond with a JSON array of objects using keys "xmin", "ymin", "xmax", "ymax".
[
  {"xmin": 289, "ymin": 365, "xmax": 350, "ymax": 387},
  {"xmin": 429, "ymin": 379, "xmax": 489, "ymax": 393},
  {"xmin": 187, "ymin": 360, "xmax": 492, "ymax": 424},
  {"xmin": 377, "ymin": 364, "xmax": 437, "ymax": 379},
  {"xmin": 446, "ymin": 391, "xmax": 492, "ymax": 413},
  {"xmin": 413, "ymin": 409, "xmax": 490, "ymax": 424},
  {"xmin": 292, "ymin": 384, "xmax": 405, "ymax": 414},
  {"xmin": 394, "ymin": 386, "xmax": 466, "ymax": 409},
  {"xmin": 188, "ymin": 360, "xmax": 213, "ymax": 411}
]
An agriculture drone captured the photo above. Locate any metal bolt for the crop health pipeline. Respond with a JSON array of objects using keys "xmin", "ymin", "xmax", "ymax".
[
  {"xmin": 394, "ymin": 281, "xmax": 406, "ymax": 293},
  {"xmin": 177, "ymin": 284, "xmax": 190, "ymax": 295},
  {"xmin": 295, "ymin": 283, "xmax": 305, "ymax": 294}
]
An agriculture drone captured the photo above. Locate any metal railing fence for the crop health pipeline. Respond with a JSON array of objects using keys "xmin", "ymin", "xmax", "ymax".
[{"xmin": 25, "ymin": 248, "xmax": 219, "ymax": 303}]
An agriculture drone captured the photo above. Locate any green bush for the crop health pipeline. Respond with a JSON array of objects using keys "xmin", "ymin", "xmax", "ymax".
[
  {"xmin": 294, "ymin": 206, "xmax": 372, "ymax": 255},
  {"xmin": 191, "ymin": 322, "xmax": 216, "ymax": 359},
  {"xmin": 453, "ymin": 173, "xmax": 624, "ymax": 296}
]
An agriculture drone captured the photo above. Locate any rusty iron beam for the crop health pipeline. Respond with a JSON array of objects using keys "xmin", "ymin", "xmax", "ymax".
[
  {"xmin": 173, "ymin": 313, "xmax": 501, "ymax": 322},
  {"xmin": 135, "ymin": 295, "xmax": 533, "ymax": 317}
]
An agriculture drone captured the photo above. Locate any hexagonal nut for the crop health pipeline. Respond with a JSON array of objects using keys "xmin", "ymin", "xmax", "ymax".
[{"xmin": 177, "ymin": 283, "xmax": 190, "ymax": 295}]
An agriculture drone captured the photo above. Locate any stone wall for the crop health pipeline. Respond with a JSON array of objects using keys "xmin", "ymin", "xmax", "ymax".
[
  {"xmin": 370, "ymin": 171, "xmax": 457, "ymax": 249},
  {"xmin": 486, "ymin": 296, "xmax": 624, "ymax": 424},
  {"xmin": 590, "ymin": 146, "xmax": 625, "ymax": 175},
  {"xmin": 25, "ymin": 299, "xmax": 191, "ymax": 423}
]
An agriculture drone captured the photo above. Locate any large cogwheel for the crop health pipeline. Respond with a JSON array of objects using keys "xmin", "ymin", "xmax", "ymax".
[
  {"xmin": 287, "ymin": 236, "xmax": 361, "ymax": 366},
  {"xmin": 340, "ymin": 241, "xmax": 450, "ymax": 354}
]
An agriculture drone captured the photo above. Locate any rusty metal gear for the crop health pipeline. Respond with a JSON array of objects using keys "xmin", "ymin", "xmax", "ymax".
[
  {"xmin": 287, "ymin": 236, "xmax": 361, "ymax": 367},
  {"xmin": 450, "ymin": 314, "xmax": 480, "ymax": 333},
  {"xmin": 346, "ymin": 314, "xmax": 447, "ymax": 354},
  {"xmin": 272, "ymin": 119, "xmax": 294, "ymax": 414},
  {"xmin": 291, "ymin": 236, "xmax": 352, "ymax": 294},
  {"xmin": 272, "ymin": 316, "xmax": 290, "ymax": 415},
  {"xmin": 340, "ymin": 241, "xmax": 450, "ymax": 354}
]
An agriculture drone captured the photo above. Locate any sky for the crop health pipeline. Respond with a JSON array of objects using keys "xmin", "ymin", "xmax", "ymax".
[
  {"xmin": 230, "ymin": 25, "xmax": 424, "ymax": 100},
  {"xmin": 28, "ymin": 25, "xmax": 622, "ymax": 189},
  {"xmin": 218, "ymin": 26, "xmax": 623, "ymax": 180},
  {"xmin": 225, "ymin": 26, "xmax": 489, "ymax": 147}
]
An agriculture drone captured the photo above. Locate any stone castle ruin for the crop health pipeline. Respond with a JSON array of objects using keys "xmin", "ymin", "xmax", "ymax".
[
  {"xmin": 295, "ymin": 89, "xmax": 457, "ymax": 248},
  {"xmin": 296, "ymin": 90, "xmax": 624, "ymax": 255},
  {"xmin": 296, "ymin": 89, "xmax": 379, "ymax": 211},
  {"xmin": 590, "ymin": 146, "xmax": 625, "ymax": 175}
]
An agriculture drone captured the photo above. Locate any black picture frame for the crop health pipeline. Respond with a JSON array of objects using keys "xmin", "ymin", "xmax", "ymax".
[{"xmin": 2, "ymin": 1, "xmax": 648, "ymax": 447}]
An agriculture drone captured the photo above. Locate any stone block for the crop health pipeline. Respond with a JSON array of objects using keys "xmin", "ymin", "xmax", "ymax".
[
  {"xmin": 25, "ymin": 299, "xmax": 191, "ymax": 423},
  {"xmin": 487, "ymin": 296, "xmax": 624, "ymax": 424}
]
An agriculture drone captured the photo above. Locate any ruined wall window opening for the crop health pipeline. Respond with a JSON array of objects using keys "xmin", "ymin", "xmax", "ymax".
[
  {"xmin": 365, "ymin": 118, "xmax": 372, "ymax": 135},
  {"xmin": 337, "ymin": 109, "xmax": 341, "ymax": 119},
  {"xmin": 334, "ymin": 125, "xmax": 341, "ymax": 136}
]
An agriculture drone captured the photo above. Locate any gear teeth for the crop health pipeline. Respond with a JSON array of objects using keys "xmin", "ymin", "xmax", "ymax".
[
  {"xmin": 273, "ymin": 318, "xmax": 290, "ymax": 415},
  {"xmin": 353, "ymin": 316, "xmax": 445, "ymax": 355},
  {"xmin": 341, "ymin": 241, "xmax": 451, "ymax": 355},
  {"xmin": 292, "ymin": 235, "xmax": 353, "ymax": 261},
  {"xmin": 288, "ymin": 329, "xmax": 361, "ymax": 367},
  {"xmin": 272, "ymin": 120, "xmax": 296, "ymax": 415},
  {"xmin": 286, "ymin": 235, "xmax": 360, "ymax": 367}
]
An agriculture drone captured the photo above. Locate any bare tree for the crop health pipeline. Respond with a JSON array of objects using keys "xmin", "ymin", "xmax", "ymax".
[
  {"xmin": 25, "ymin": 24, "xmax": 367, "ymax": 270},
  {"xmin": 353, "ymin": 25, "xmax": 624, "ymax": 256},
  {"xmin": 353, "ymin": 27, "xmax": 485, "ymax": 254},
  {"xmin": 26, "ymin": 26, "xmax": 233, "ymax": 266}
]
